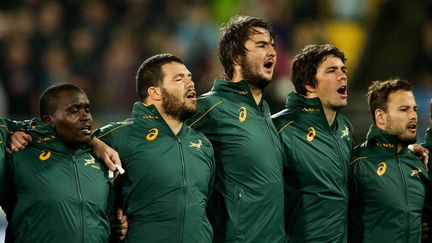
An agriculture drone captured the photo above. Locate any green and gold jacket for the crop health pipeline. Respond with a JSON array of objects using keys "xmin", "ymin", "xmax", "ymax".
[
  {"xmin": 349, "ymin": 125, "xmax": 428, "ymax": 243},
  {"xmin": 188, "ymin": 79, "xmax": 285, "ymax": 243},
  {"xmin": 97, "ymin": 102, "xmax": 215, "ymax": 243},
  {"xmin": 272, "ymin": 92, "xmax": 353, "ymax": 243},
  {"xmin": 1, "ymin": 119, "xmax": 112, "ymax": 243}
]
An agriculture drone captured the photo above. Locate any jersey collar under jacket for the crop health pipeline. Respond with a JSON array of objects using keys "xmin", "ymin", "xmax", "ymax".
[
  {"xmin": 131, "ymin": 101, "xmax": 188, "ymax": 138},
  {"xmin": 285, "ymin": 91, "xmax": 341, "ymax": 132},
  {"xmin": 211, "ymin": 79, "xmax": 264, "ymax": 110},
  {"xmin": 365, "ymin": 125, "xmax": 410, "ymax": 155},
  {"xmin": 25, "ymin": 118, "xmax": 90, "ymax": 156}
]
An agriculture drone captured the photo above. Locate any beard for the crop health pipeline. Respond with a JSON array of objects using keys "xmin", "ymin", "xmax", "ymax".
[
  {"xmin": 240, "ymin": 55, "xmax": 271, "ymax": 89},
  {"xmin": 161, "ymin": 87, "xmax": 197, "ymax": 122},
  {"xmin": 385, "ymin": 117, "xmax": 417, "ymax": 145}
]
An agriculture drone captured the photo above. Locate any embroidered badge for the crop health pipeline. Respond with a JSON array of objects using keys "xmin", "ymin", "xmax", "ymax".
[
  {"xmin": 377, "ymin": 162, "xmax": 387, "ymax": 176},
  {"xmin": 189, "ymin": 139, "xmax": 202, "ymax": 149},
  {"xmin": 306, "ymin": 127, "xmax": 316, "ymax": 142},
  {"xmin": 238, "ymin": 107, "xmax": 247, "ymax": 123},
  {"xmin": 146, "ymin": 128, "xmax": 159, "ymax": 141},
  {"xmin": 84, "ymin": 155, "xmax": 100, "ymax": 170},
  {"xmin": 340, "ymin": 125, "xmax": 349, "ymax": 139},
  {"xmin": 39, "ymin": 150, "xmax": 52, "ymax": 161}
]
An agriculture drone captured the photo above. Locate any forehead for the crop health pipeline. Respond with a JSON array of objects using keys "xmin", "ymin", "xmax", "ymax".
[
  {"xmin": 387, "ymin": 90, "xmax": 416, "ymax": 106},
  {"xmin": 317, "ymin": 55, "xmax": 344, "ymax": 69},
  {"xmin": 247, "ymin": 27, "xmax": 273, "ymax": 41},
  {"xmin": 55, "ymin": 90, "xmax": 89, "ymax": 109},
  {"xmin": 161, "ymin": 62, "xmax": 189, "ymax": 77}
]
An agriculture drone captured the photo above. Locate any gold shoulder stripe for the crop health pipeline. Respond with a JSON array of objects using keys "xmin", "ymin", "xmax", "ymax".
[
  {"xmin": 189, "ymin": 100, "xmax": 223, "ymax": 128},
  {"xmin": 278, "ymin": 121, "xmax": 294, "ymax": 134},
  {"xmin": 350, "ymin": 156, "xmax": 367, "ymax": 165},
  {"xmin": 97, "ymin": 123, "xmax": 133, "ymax": 139}
]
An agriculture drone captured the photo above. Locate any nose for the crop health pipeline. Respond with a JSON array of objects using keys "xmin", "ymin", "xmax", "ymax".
[
  {"xmin": 268, "ymin": 45, "xmax": 276, "ymax": 58},
  {"xmin": 408, "ymin": 109, "xmax": 418, "ymax": 121},
  {"xmin": 80, "ymin": 110, "xmax": 92, "ymax": 122},
  {"xmin": 337, "ymin": 70, "xmax": 347, "ymax": 83},
  {"xmin": 186, "ymin": 76, "xmax": 194, "ymax": 89}
]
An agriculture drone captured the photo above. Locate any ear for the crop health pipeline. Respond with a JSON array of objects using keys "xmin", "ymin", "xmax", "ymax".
[
  {"xmin": 375, "ymin": 109, "xmax": 386, "ymax": 126},
  {"xmin": 42, "ymin": 115, "xmax": 55, "ymax": 127},
  {"xmin": 305, "ymin": 83, "xmax": 316, "ymax": 96},
  {"xmin": 233, "ymin": 56, "xmax": 240, "ymax": 66},
  {"xmin": 148, "ymin": 87, "xmax": 161, "ymax": 101}
]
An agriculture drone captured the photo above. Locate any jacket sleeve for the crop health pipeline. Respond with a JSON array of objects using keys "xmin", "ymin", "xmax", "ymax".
[
  {"xmin": 0, "ymin": 153, "xmax": 16, "ymax": 218},
  {"xmin": 348, "ymin": 159, "xmax": 364, "ymax": 243}
]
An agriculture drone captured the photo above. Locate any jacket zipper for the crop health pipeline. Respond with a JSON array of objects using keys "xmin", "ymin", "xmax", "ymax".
[
  {"xmin": 332, "ymin": 133, "xmax": 349, "ymax": 231},
  {"xmin": 72, "ymin": 156, "xmax": 84, "ymax": 243},
  {"xmin": 332, "ymin": 133, "xmax": 348, "ymax": 190},
  {"xmin": 178, "ymin": 138, "xmax": 186, "ymax": 243},
  {"xmin": 397, "ymin": 154, "xmax": 410, "ymax": 242},
  {"xmin": 260, "ymin": 105, "xmax": 280, "ymax": 169},
  {"xmin": 232, "ymin": 190, "xmax": 243, "ymax": 242}
]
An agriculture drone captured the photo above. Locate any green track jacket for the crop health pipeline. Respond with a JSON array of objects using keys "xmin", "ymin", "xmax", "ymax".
[
  {"xmin": 97, "ymin": 102, "xmax": 215, "ymax": 243},
  {"xmin": 0, "ymin": 118, "xmax": 7, "ymax": 166},
  {"xmin": 187, "ymin": 79, "xmax": 285, "ymax": 243},
  {"xmin": 349, "ymin": 125, "xmax": 428, "ymax": 243},
  {"xmin": 0, "ymin": 119, "xmax": 112, "ymax": 243},
  {"xmin": 421, "ymin": 128, "xmax": 432, "ymax": 243},
  {"xmin": 272, "ymin": 92, "xmax": 353, "ymax": 242}
]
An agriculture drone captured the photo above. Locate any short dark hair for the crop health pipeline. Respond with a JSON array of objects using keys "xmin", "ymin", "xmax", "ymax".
[
  {"xmin": 136, "ymin": 53, "xmax": 184, "ymax": 100},
  {"xmin": 367, "ymin": 78, "xmax": 413, "ymax": 124},
  {"xmin": 291, "ymin": 44, "xmax": 346, "ymax": 95},
  {"xmin": 40, "ymin": 83, "xmax": 85, "ymax": 118},
  {"xmin": 219, "ymin": 15, "xmax": 274, "ymax": 80}
]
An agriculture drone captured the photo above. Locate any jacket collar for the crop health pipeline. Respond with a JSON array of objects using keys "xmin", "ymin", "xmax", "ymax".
[
  {"xmin": 28, "ymin": 118, "xmax": 90, "ymax": 155},
  {"xmin": 285, "ymin": 91, "xmax": 341, "ymax": 131},
  {"xmin": 365, "ymin": 125, "xmax": 409, "ymax": 154},
  {"xmin": 131, "ymin": 102, "xmax": 188, "ymax": 137},
  {"xmin": 211, "ymin": 79, "xmax": 263, "ymax": 109}
]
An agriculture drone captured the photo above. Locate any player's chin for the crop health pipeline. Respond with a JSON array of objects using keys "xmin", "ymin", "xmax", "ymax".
[{"xmin": 77, "ymin": 135, "xmax": 92, "ymax": 145}]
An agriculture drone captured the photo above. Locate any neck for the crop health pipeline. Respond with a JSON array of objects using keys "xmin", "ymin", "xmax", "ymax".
[
  {"xmin": 151, "ymin": 101, "xmax": 183, "ymax": 135},
  {"xmin": 305, "ymin": 92, "xmax": 337, "ymax": 125},
  {"xmin": 249, "ymin": 84, "xmax": 263, "ymax": 105},
  {"xmin": 158, "ymin": 109, "xmax": 183, "ymax": 135},
  {"xmin": 396, "ymin": 143, "xmax": 403, "ymax": 153},
  {"xmin": 230, "ymin": 73, "xmax": 263, "ymax": 105},
  {"xmin": 162, "ymin": 114, "xmax": 183, "ymax": 135},
  {"xmin": 322, "ymin": 106, "xmax": 337, "ymax": 126}
]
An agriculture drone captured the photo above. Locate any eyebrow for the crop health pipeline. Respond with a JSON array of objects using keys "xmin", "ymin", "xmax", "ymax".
[{"xmin": 325, "ymin": 65, "xmax": 347, "ymax": 71}]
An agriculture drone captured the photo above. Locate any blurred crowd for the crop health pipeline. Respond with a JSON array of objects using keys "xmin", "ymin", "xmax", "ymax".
[{"xmin": 0, "ymin": 0, "xmax": 431, "ymax": 139}]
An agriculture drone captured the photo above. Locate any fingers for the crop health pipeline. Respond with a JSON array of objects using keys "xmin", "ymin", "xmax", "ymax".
[
  {"xmin": 103, "ymin": 153, "xmax": 116, "ymax": 173},
  {"xmin": 422, "ymin": 222, "xmax": 429, "ymax": 239},
  {"xmin": 8, "ymin": 132, "xmax": 32, "ymax": 152},
  {"xmin": 111, "ymin": 208, "xmax": 128, "ymax": 241},
  {"xmin": 6, "ymin": 147, "xmax": 12, "ymax": 154}
]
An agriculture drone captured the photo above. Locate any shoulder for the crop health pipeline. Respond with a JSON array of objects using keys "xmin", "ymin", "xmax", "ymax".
[
  {"xmin": 197, "ymin": 91, "xmax": 224, "ymax": 109},
  {"xmin": 350, "ymin": 141, "xmax": 370, "ymax": 166},
  {"xmin": 96, "ymin": 118, "xmax": 136, "ymax": 144},
  {"xmin": 187, "ymin": 93, "xmax": 224, "ymax": 127},
  {"xmin": 271, "ymin": 109, "xmax": 298, "ymax": 133}
]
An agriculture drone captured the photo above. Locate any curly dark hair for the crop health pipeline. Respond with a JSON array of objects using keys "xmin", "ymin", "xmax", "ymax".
[
  {"xmin": 291, "ymin": 44, "xmax": 346, "ymax": 95},
  {"xmin": 219, "ymin": 15, "xmax": 274, "ymax": 80}
]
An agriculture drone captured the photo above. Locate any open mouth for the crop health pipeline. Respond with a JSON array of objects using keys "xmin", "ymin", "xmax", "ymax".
[
  {"xmin": 80, "ymin": 126, "xmax": 92, "ymax": 135},
  {"xmin": 186, "ymin": 90, "xmax": 196, "ymax": 100},
  {"xmin": 337, "ymin": 85, "xmax": 347, "ymax": 95},
  {"xmin": 407, "ymin": 123, "xmax": 417, "ymax": 132},
  {"xmin": 264, "ymin": 60, "xmax": 274, "ymax": 69}
]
